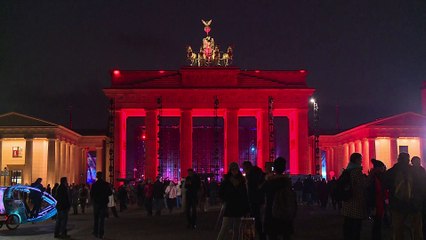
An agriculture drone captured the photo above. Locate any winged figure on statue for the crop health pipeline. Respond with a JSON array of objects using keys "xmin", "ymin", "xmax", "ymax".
[{"xmin": 186, "ymin": 19, "xmax": 233, "ymax": 67}]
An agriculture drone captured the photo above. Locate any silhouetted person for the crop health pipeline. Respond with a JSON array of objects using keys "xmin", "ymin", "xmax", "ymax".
[
  {"xmin": 242, "ymin": 160, "xmax": 265, "ymax": 240},
  {"xmin": 54, "ymin": 177, "xmax": 70, "ymax": 239},
  {"xmin": 293, "ymin": 178, "xmax": 304, "ymax": 204},
  {"xmin": 185, "ymin": 168, "xmax": 201, "ymax": 229},
  {"xmin": 368, "ymin": 159, "xmax": 387, "ymax": 240},
  {"xmin": 91, "ymin": 171, "xmax": 112, "ymax": 239},
  {"xmin": 46, "ymin": 184, "xmax": 51, "ymax": 195},
  {"xmin": 412, "ymin": 156, "xmax": 426, "ymax": 240},
  {"xmin": 262, "ymin": 157, "xmax": 297, "ymax": 240},
  {"xmin": 217, "ymin": 162, "xmax": 250, "ymax": 240},
  {"xmin": 30, "ymin": 178, "xmax": 44, "ymax": 218},
  {"xmin": 52, "ymin": 183, "xmax": 59, "ymax": 199},
  {"xmin": 144, "ymin": 179, "xmax": 154, "ymax": 216},
  {"xmin": 79, "ymin": 184, "xmax": 89, "ymax": 214},
  {"xmin": 341, "ymin": 153, "xmax": 368, "ymax": 240},
  {"xmin": 153, "ymin": 177, "xmax": 165, "ymax": 216},
  {"xmin": 303, "ymin": 175, "xmax": 314, "ymax": 205},
  {"xmin": 327, "ymin": 177, "xmax": 338, "ymax": 209},
  {"xmin": 384, "ymin": 152, "xmax": 423, "ymax": 240}
]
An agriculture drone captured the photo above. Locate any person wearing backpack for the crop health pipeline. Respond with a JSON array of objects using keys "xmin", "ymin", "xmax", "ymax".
[
  {"xmin": 341, "ymin": 153, "xmax": 368, "ymax": 240},
  {"xmin": 384, "ymin": 152, "xmax": 423, "ymax": 240},
  {"xmin": 216, "ymin": 162, "xmax": 250, "ymax": 240},
  {"xmin": 411, "ymin": 156, "xmax": 426, "ymax": 240},
  {"xmin": 262, "ymin": 157, "xmax": 296, "ymax": 240}
]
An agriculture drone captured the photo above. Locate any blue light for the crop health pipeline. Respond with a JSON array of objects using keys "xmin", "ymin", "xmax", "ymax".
[{"xmin": 251, "ymin": 147, "xmax": 255, "ymax": 152}]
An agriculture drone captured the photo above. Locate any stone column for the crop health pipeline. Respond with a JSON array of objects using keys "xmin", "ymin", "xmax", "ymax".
[
  {"xmin": 355, "ymin": 140, "xmax": 362, "ymax": 153},
  {"xmin": 96, "ymin": 147, "xmax": 103, "ymax": 173},
  {"xmin": 81, "ymin": 148, "xmax": 87, "ymax": 184},
  {"xmin": 60, "ymin": 141, "xmax": 66, "ymax": 178},
  {"xmin": 47, "ymin": 139, "xmax": 57, "ymax": 185},
  {"xmin": 0, "ymin": 139, "xmax": 2, "ymax": 172},
  {"xmin": 66, "ymin": 142, "xmax": 71, "ymax": 175},
  {"xmin": 349, "ymin": 142, "xmax": 355, "ymax": 155},
  {"xmin": 180, "ymin": 109, "xmax": 193, "ymax": 178},
  {"xmin": 224, "ymin": 109, "xmax": 239, "ymax": 173},
  {"xmin": 288, "ymin": 109, "xmax": 309, "ymax": 174},
  {"xmin": 420, "ymin": 138, "xmax": 426, "ymax": 166},
  {"xmin": 368, "ymin": 138, "xmax": 376, "ymax": 161},
  {"xmin": 297, "ymin": 109, "xmax": 309, "ymax": 174},
  {"xmin": 362, "ymin": 139, "xmax": 370, "ymax": 173},
  {"xmin": 256, "ymin": 110, "xmax": 269, "ymax": 171},
  {"xmin": 145, "ymin": 109, "xmax": 158, "ymax": 181},
  {"xmin": 24, "ymin": 138, "xmax": 33, "ymax": 184},
  {"xmin": 343, "ymin": 143, "xmax": 349, "ymax": 167},
  {"xmin": 114, "ymin": 110, "xmax": 127, "ymax": 179},
  {"xmin": 390, "ymin": 138, "xmax": 398, "ymax": 166}
]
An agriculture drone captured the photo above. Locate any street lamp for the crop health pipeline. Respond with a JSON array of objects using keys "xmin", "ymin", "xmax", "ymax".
[
  {"xmin": 310, "ymin": 98, "xmax": 320, "ymax": 175},
  {"xmin": 133, "ymin": 168, "xmax": 137, "ymax": 179}
]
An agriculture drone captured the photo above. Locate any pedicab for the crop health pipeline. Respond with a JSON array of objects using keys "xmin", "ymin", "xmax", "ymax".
[{"xmin": 0, "ymin": 185, "xmax": 57, "ymax": 230}]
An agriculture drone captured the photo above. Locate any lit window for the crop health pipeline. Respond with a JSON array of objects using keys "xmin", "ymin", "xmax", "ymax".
[{"xmin": 12, "ymin": 147, "xmax": 23, "ymax": 158}]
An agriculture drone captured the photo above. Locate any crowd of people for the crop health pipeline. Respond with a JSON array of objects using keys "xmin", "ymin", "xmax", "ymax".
[{"xmin": 18, "ymin": 151, "xmax": 426, "ymax": 240}]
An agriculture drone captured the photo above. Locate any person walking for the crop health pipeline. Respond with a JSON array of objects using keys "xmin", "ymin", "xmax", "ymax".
[
  {"xmin": 30, "ymin": 178, "xmax": 44, "ymax": 218},
  {"xmin": 262, "ymin": 157, "xmax": 297, "ymax": 240},
  {"xmin": 217, "ymin": 162, "xmax": 250, "ymax": 240},
  {"xmin": 165, "ymin": 181, "xmax": 178, "ymax": 213},
  {"xmin": 79, "ymin": 184, "xmax": 89, "ymax": 214},
  {"xmin": 54, "ymin": 177, "xmax": 70, "ymax": 239},
  {"xmin": 118, "ymin": 183, "xmax": 129, "ymax": 212},
  {"xmin": 242, "ymin": 160, "xmax": 265, "ymax": 240},
  {"xmin": 106, "ymin": 184, "xmax": 119, "ymax": 218},
  {"xmin": 153, "ymin": 177, "xmax": 165, "ymax": 216},
  {"xmin": 71, "ymin": 185, "xmax": 79, "ymax": 215},
  {"xmin": 384, "ymin": 153, "xmax": 424, "ymax": 240},
  {"xmin": 341, "ymin": 153, "xmax": 369, "ymax": 240},
  {"xmin": 185, "ymin": 168, "xmax": 201, "ymax": 229},
  {"xmin": 367, "ymin": 159, "xmax": 387, "ymax": 240},
  {"xmin": 411, "ymin": 156, "xmax": 426, "ymax": 240},
  {"xmin": 144, "ymin": 179, "xmax": 154, "ymax": 216},
  {"xmin": 91, "ymin": 172, "xmax": 112, "ymax": 239}
]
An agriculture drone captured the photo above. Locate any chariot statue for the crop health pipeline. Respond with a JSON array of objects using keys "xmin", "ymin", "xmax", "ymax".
[{"xmin": 186, "ymin": 19, "xmax": 233, "ymax": 67}]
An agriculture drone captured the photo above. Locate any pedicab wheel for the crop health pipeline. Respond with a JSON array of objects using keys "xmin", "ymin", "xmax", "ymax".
[{"xmin": 5, "ymin": 214, "xmax": 20, "ymax": 230}]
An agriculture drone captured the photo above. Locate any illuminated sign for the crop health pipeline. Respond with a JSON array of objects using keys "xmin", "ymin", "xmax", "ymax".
[{"xmin": 12, "ymin": 146, "xmax": 23, "ymax": 158}]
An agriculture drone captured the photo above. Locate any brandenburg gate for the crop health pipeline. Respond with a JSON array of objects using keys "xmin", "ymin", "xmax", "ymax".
[{"xmin": 103, "ymin": 20, "xmax": 315, "ymax": 181}]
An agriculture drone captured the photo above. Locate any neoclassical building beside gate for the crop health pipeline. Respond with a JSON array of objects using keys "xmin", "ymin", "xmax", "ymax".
[
  {"xmin": 104, "ymin": 67, "xmax": 315, "ymax": 181},
  {"xmin": 314, "ymin": 112, "xmax": 426, "ymax": 179},
  {"xmin": 0, "ymin": 112, "xmax": 109, "ymax": 186}
]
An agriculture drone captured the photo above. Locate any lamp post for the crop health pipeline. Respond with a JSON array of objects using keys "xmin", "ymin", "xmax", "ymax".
[
  {"xmin": 133, "ymin": 168, "xmax": 137, "ymax": 179},
  {"xmin": 310, "ymin": 98, "xmax": 320, "ymax": 175}
]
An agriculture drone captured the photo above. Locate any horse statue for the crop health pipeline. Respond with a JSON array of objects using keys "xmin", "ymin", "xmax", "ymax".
[
  {"xmin": 221, "ymin": 46, "xmax": 233, "ymax": 66},
  {"xmin": 186, "ymin": 46, "xmax": 197, "ymax": 66}
]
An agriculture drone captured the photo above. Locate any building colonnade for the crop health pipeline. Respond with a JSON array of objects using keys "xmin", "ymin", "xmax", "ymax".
[{"xmin": 114, "ymin": 107, "xmax": 310, "ymax": 181}]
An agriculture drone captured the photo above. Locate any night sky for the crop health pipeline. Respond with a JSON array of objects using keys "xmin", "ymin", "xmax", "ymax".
[{"xmin": 1, "ymin": 1, "xmax": 425, "ymax": 131}]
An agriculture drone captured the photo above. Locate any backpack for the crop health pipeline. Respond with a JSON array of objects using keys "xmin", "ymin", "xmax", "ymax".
[
  {"xmin": 271, "ymin": 187, "xmax": 297, "ymax": 221},
  {"xmin": 335, "ymin": 170, "xmax": 352, "ymax": 202},
  {"xmin": 392, "ymin": 169, "xmax": 419, "ymax": 213}
]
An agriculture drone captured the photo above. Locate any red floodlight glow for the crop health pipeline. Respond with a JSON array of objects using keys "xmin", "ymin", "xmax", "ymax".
[
  {"xmin": 299, "ymin": 70, "xmax": 306, "ymax": 73},
  {"xmin": 255, "ymin": 70, "xmax": 260, "ymax": 73},
  {"xmin": 142, "ymin": 134, "xmax": 146, "ymax": 140},
  {"xmin": 113, "ymin": 70, "xmax": 121, "ymax": 76},
  {"xmin": 159, "ymin": 70, "xmax": 165, "ymax": 74}
]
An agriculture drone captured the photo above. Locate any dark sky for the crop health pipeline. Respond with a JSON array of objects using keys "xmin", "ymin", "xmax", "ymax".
[{"xmin": 1, "ymin": 1, "xmax": 425, "ymax": 131}]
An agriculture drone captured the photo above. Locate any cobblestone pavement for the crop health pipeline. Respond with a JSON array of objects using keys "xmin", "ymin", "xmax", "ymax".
[{"xmin": 0, "ymin": 204, "xmax": 386, "ymax": 240}]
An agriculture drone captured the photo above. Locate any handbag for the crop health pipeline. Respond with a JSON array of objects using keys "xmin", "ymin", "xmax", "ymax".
[{"xmin": 238, "ymin": 217, "xmax": 256, "ymax": 240}]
